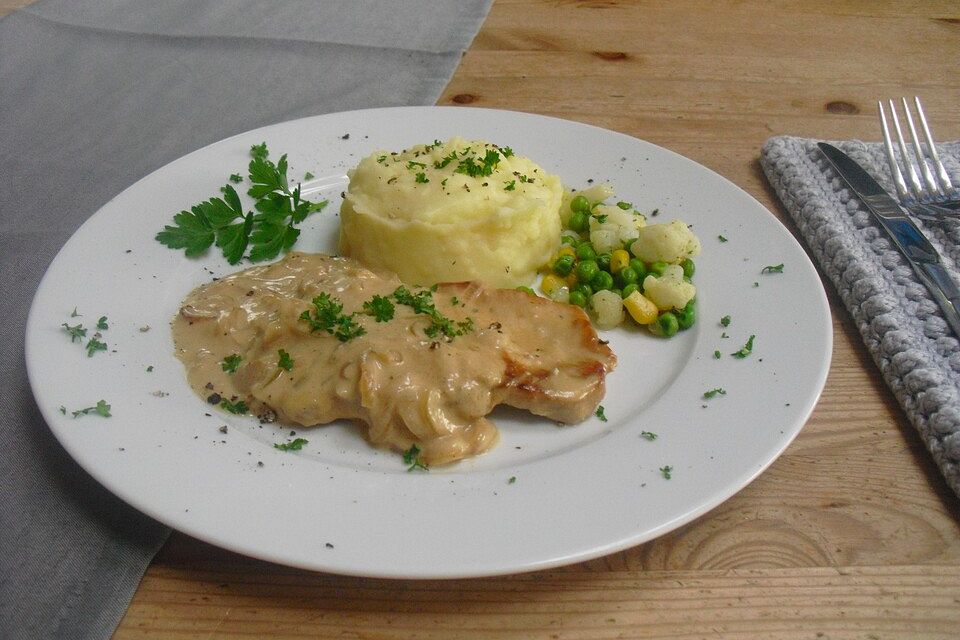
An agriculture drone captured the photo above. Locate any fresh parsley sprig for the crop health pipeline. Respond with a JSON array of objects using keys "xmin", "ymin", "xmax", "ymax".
[{"xmin": 156, "ymin": 144, "xmax": 328, "ymax": 264}]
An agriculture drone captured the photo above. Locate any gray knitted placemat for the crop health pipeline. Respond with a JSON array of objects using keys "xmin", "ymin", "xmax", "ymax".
[{"xmin": 760, "ymin": 136, "xmax": 960, "ymax": 497}]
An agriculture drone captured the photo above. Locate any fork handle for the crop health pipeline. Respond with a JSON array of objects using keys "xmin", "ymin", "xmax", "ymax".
[{"xmin": 916, "ymin": 261, "xmax": 960, "ymax": 339}]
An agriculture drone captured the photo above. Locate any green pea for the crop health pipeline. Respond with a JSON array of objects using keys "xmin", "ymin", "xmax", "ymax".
[
  {"xmin": 618, "ymin": 266, "xmax": 639, "ymax": 286},
  {"xmin": 629, "ymin": 258, "xmax": 647, "ymax": 281},
  {"xmin": 573, "ymin": 283, "xmax": 593, "ymax": 298},
  {"xmin": 649, "ymin": 261, "xmax": 669, "ymax": 276},
  {"xmin": 553, "ymin": 254, "xmax": 575, "ymax": 276},
  {"xmin": 677, "ymin": 298, "xmax": 696, "ymax": 330},
  {"xmin": 590, "ymin": 270, "xmax": 614, "ymax": 291},
  {"xmin": 570, "ymin": 194, "xmax": 591, "ymax": 214},
  {"xmin": 621, "ymin": 284, "xmax": 639, "ymax": 299},
  {"xmin": 569, "ymin": 210, "xmax": 590, "ymax": 233},
  {"xmin": 654, "ymin": 311, "xmax": 679, "ymax": 337},
  {"xmin": 575, "ymin": 242, "xmax": 597, "ymax": 261},
  {"xmin": 575, "ymin": 259, "xmax": 599, "ymax": 283},
  {"xmin": 568, "ymin": 290, "xmax": 587, "ymax": 308},
  {"xmin": 681, "ymin": 258, "xmax": 695, "ymax": 279},
  {"xmin": 597, "ymin": 252, "xmax": 612, "ymax": 272}
]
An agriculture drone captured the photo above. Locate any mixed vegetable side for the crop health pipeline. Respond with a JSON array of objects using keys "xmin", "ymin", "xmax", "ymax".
[{"xmin": 532, "ymin": 185, "xmax": 701, "ymax": 337}]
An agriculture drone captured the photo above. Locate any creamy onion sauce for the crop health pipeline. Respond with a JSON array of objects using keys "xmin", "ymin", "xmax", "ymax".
[{"xmin": 172, "ymin": 252, "xmax": 615, "ymax": 464}]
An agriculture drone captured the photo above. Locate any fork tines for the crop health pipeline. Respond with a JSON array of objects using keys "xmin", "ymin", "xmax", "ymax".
[{"xmin": 879, "ymin": 97, "xmax": 957, "ymax": 208}]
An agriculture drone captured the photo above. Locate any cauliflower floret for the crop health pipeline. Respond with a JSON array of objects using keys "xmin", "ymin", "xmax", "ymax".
[
  {"xmin": 630, "ymin": 220, "xmax": 701, "ymax": 264},
  {"xmin": 588, "ymin": 204, "xmax": 645, "ymax": 252},
  {"xmin": 643, "ymin": 264, "xmax": 696, "ymax": 311}
]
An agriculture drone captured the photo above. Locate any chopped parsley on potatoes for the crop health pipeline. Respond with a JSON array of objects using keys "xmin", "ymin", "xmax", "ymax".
[{"xmin": 539, "ymin": 186, "xmax": 701, "ymax": 337}]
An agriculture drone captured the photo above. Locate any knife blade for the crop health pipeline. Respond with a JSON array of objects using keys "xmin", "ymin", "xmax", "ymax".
[{"xmin": 817, "ymin": 142, "xmax": 960, "ymax": 338}]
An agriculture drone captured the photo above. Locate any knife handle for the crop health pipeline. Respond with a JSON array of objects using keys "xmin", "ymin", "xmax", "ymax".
[{"xmin": 915, "ymin": 261, "xmax": 960, "ymax": 339}]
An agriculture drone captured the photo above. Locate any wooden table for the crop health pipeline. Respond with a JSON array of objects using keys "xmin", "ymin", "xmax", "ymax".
[{"xmin": 8, "ymin": 1, "xmax": 960, "ymax": 637}]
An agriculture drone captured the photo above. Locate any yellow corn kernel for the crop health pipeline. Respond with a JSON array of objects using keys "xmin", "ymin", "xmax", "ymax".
[
  {"xmin": 541, "ymin": 273, "xmax": 566, "ymax": 296},
  {"xmin": 623, "ymin": 290, "xmax": 659, "ymax": 325},
  {"xmin": 565, "ymin": 271, "xmax": 579, "ymax": 288},
  {"xmin": 610, "ymin": 249, "xmax": 631, "ymax": 274},
  {"xmin": 557, "ymin": 245, "xmax": 576, "ymax": 259}
]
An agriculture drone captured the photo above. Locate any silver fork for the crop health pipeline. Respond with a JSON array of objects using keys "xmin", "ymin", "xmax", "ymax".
[{"xmin": 879, "ymin": 97, "xmax": 960, "ymax": 221}]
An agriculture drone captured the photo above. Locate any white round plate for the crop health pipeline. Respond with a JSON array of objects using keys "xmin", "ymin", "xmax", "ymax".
[{"xmin": 26, "ymin": 107, "xmax": 831, "ymax": 578}]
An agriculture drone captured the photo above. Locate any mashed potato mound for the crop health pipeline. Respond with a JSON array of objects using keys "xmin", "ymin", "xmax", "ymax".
[{"xmin": 338, "ymin": 138, "xmax": 562, "ymax": 288}]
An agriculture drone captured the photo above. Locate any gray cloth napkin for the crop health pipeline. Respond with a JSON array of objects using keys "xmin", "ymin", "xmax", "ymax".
[
  {"xmin": 761, "ymin": 136, "xmax": 960, "ymax": 497},
  {"xmin": 0, "ymin": 1, "xmax": 491, "ymax": 637}
]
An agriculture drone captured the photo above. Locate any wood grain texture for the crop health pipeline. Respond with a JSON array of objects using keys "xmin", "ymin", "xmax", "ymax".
[{"xmin": 7, "ymin": 0, "xmax": 960, "ymax": 637}]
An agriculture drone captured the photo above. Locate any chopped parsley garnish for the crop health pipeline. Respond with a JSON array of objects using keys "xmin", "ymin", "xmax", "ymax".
[
  {"xmin": 660, "ymin": 465, "xmax": 673, "ymax": 479},
  {"xmin": 303, "ymin": 171, "xmax": 315, "ymax": 180},
  {"xmin": 229, "ymin": 173, "xmax": 243, "ymax": 183},
  {"xmin": 96, "ymin": 316, "xmax": 109, "ymax": 330},
  {"xmin": 299, "ymin": 292, "xmax": 366, "ymax": 342},
  {"xmin": 713, "ymin": 350, "xmax": 721, "ymax": 359},
  {"xmin": 454, "ymin": 149, "xmax": 501, "ymax": 178},
  {"xmin": 501, "ymin": 146, "xmax": 514, "ymax": 157},
  {"xmin": 593, "ymin": 213, "xmax": 609, "ymax": 223},
  {"xmin": 415, "ymin": 172, "xmax": 429, "ymax": 184},
  {"xmin": 703, "ymin": 388, "xmax": 726, "ymax": 399},
  {"xmin": 274, "ymin": 437, "xmax": 308, "ymax": 451},
  {"xmin": 146, "ymin": 365, "xmax": 154, "ymax": 372},
  {"xmin": 403, "ymin": 444, "xmax": 428, "ymax": 471},
  {"xmin": 156, "ymin": 143, "xmax": 328, "ymax": 264},
  {"xmin": 392, "ymin": 286, "xmax": 474, "ymax": 341},
  {"xmin": 720, "ymin": 315, "xmax": 731, "ymax": 327},
  {"xmin": 508, "ymin": 476, "xmax": 517, "ymax": 484},
  {"xmin": 595, "ymin": 405, "xmax": 608, "ymax": 422},
  {"xmin": 433, "ymin": 152, "xmax": 457, "ymax": 169},
  {"xmin": 640, "ymin": 431, "xmax": 658, "ymax": 441},
  {"xmin": 86, "ymin": 337, "xmax": 107, "ymax": 357},
  {"xmin": 62, "ymin": 322, "xmax": 87, "ymax": 343},
  {"xmin": 362, "ymin": 295, "xmax": 395, "ymax": 322},
  {"xmin": 762, "ymin": 263, "xmax": 784, "ymax": 274},
  {"xmin": 406, "ymin": 160, "xmax": 426, "ymax": 170},
  {"xmin": 221, "ymin": 354, "xmax": 242, "ymax": 373},
  {"xmin": 504, "ymin": 179, "xmax": 516, "ymax": 191},
  {"xmin": 731, "ymin": 335, "xmax": 756, "ymax": 358},
  {"xmin": 68, "ymin": 400, "xmax": 112, "ymax": 418},
  {"xmin": 277, "ymin": 349, "xmax": 293, "ymax": 371},
  {"xmin": 617, "ymin": 201, "xmax": 633, "ymax": 210},
  {"xmin": 220, "ymin": 398, "xmax": 248, "ymax": 414},
  {"xmin": 70, "ymin": 307, "xmax": 80, "ymax": 317},
  {"xmin": 718, "ymin": 234, "xmax": 728, "ymax": 242},
  {"xmin": 377, "ymin": 155, "xmax": 388, "ymax": 164}
]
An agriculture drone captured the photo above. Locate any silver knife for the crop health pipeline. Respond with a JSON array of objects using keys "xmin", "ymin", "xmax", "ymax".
[{"xmin": 818, "ymin": 142, "xmax": 960, "ymax": 338}]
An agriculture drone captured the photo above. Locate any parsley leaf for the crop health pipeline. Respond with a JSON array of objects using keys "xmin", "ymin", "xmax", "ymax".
[
  {"xmin": 718, "ymin": 234, "xmax": 728, "ymax": 242},
  {"xmin": 703, "ymin": 388, "xmax": 726, "ymax": 399},
  {"xmin": 660, "ymin": 465, "xmax": 673, "ymax": 479},
  {"xmin": 761, "ymin": 263, "xmax": 784, "ymax": 274},
  {"xmin": 274, "ymin": 437, "xmax": 308, "ymax": 451},
  {"xmin": 720, "ymin": 315, "xmax": 731, "ymax": 327},
  {"xmin": 403, "ymin": 444, "xmax": 429, "ymax": 471},
  {"xmin": 229, "ymin": 173, "xmax": 243, "ymax": 183},
  {"xmin": 299, "ymin": 293, "xmax": 366, "ymax": 342},
  {"xmin": 277, "ymin": 349, "xmax": 294, "ymax": 371},
  {"xmin": 220, "ymin": 398, "xmax": 248, "ymax": 414},
  {"xmin": 157, "ymin": 145, "xmax": 327, "ymax": 264},
  {"xmin": 595, "ymin": 405, "xmax": 608, "ymax": 422},
  {"xmin": 62, "ymin": 322, "xmax": 87, "ymax": 343},
  {"xmin": 362, "ymin": 295, "xmax": 395, "ymax": 322},
  {"xmin": 415, "ymin": 172, "xmax": 429, "ymax": 184},
  {"xmin": 86, "ymin": 337, "xmax": 107, "ymax": 357},
  {"xmin": 70, "ymin": 399, "xmax": 112, "ymax": 418},
  {"xmin": 640, "ymin": 431, "xmax": 658, "ymax": 441},
  {"xmin": 731, "ymin": 335, "xmax": 756, "ymax": 358},
  {"xmin": 392, "ymin": 286, "xmax": 474, "ymax": 341},
  {"xmin": 504, "ymin": 180, "xmax": 516, "ymax": 191},
  {"xmin": 221, "ymin": 353, "xmax": 242, "ymax": 373},
  {"xmin": 96, "ymin": 316, "xmax": 109, "ymax": 330}
]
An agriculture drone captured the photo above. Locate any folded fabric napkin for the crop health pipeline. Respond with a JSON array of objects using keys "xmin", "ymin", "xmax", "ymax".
[
  {"xmin": 0, "ymin": 1, "xmax": 491, "ymax": 638},
  {"xmin": 761, "ymin": 136, "xmax": 960, "ymax": 498}
]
